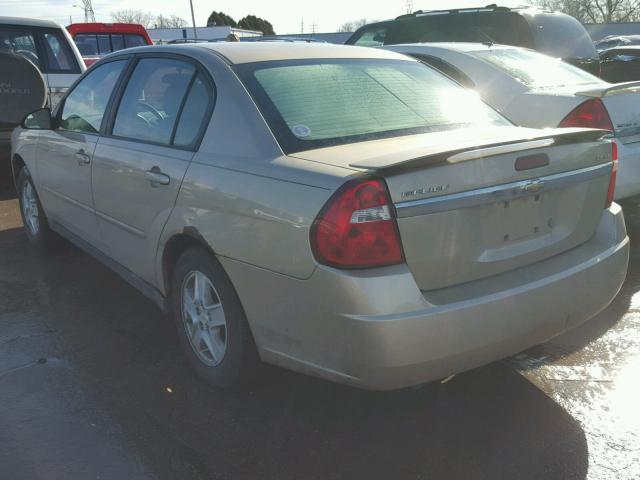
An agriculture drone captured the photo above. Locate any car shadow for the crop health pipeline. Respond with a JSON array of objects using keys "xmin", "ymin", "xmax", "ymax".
[
  {"xmin": 0, "ymin": 221, "xmax": 590, "ymax": 480},
  {"xmin": 0, "ymin": 161, "xmax": 16, "ymax": 200}
]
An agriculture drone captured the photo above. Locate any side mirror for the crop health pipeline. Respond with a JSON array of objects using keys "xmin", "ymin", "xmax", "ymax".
[{"xmin": 22, "ymin": 108, "xmax": 53, "ymax": 130}]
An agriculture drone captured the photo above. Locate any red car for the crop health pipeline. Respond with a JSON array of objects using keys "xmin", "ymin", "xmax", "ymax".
[{"xmin": 66, "ymin": 23, "xmax": 153, "ymax": 66}]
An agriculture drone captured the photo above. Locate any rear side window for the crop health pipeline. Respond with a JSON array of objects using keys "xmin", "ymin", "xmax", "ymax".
[
  {"xmin": 60, "ymin": 60, "xmax": 126, "ymax": 133},
  {"xmin": 386, "ymin": 12, "xmax": 534, "ymax": 47},
  {"xmin": 410, "ymin": 54, "xmax": 475, "ymax": 88},
  {"xmin": 112, "ymin": 58, "xmax": 196, "ymax": 145},
  {"xmin": 173, "ymin": 74, "xmax": 213, "ymax": 147},
  {"xmin": 237, "ymin": 59, "xmax": 508, "ymax": 153},
  {"xmin": 0, "ymin": 26, "xmax": 40, "ymax": 68},
  {"xmin": 474, "ymin": 48, "xmax": 600, "ymax": 88},
  {"xmin": 43, "ymin": 31, "xmax": 77, "ymax": 72}
]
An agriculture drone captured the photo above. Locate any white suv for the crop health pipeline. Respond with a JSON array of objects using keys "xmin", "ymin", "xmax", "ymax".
[
  {"xmin": 0, "ymin": 17, "xmax": 85, "ymax": 164},
  {"xmin": 0, "ymin": 17, "xmax": 85, "ymax": 107}
]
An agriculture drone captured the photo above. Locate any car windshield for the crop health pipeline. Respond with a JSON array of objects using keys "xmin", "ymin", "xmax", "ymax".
[
  {"xmin": 473, "ymin": 48, "xmax": 601, "ymax": 88},
  {"xmin": 235, "ymin": 59, "xmax": 509, "ymax": 153}
]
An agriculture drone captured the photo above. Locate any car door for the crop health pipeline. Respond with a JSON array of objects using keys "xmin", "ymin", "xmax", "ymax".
[
  {"xmin": 36, "ymin": 59, "xmax": 127, "ymax": 250},
  {"xmin": 92, "ymin": 55, "xmax": 214, "ymax": 283}
]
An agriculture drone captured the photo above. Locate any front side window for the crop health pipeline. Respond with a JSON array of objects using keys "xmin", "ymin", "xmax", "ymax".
[
  {"xmin": 473, "ymin": 48, "xmax": 601, "ymax": 88},
  {"xmin": 0, "ymin": 26, "xmax": 40, "ymax": 68},
  {"xmin": 43, "ymin": 31, "xmax": 77, "ymax": 72},
  {"xmin": 112, "ymin": 58, "xmax": 196, "ymax": 145},
  {"xmin": 60, "ymin": 60, "xmax": 126, "ymax": 133},
  {"xmin": 236, "ymin": 59, "xmax": 508, "ymax": 153}
]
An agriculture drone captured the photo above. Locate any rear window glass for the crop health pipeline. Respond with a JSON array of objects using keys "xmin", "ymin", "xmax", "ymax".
[
  {"xmin": 0, "ymin": 26, "xmax": 40, "ymax": 69},
  {"xmin": 530, "ymin": 14, "xmax": 596, "ymax": 59},
  {"xmin": 386, "ymin": 12, "xmax": 534, "ymax": 47},
  {"xmin": 73, "ymin": 33, "xmax": 145, "ymax": 55},
  {"xmin": 124, "ymin": 34, "xmax": 146, "ymax": 48},
  {"xmin": 236, "ymin": 59, "xmax": 508, "ymax": 153},
  {"xmin": 474, "ymin": 48, "xmax": 600, "ymax": 88},
  {"xmin": 43, "ymin": 31, "xmax": 77, "ymax": 72}
]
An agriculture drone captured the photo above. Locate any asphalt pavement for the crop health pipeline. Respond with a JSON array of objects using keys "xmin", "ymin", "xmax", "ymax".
[{"xmin": 0, "ymin": 167, "xmax": 638, "ymax": 480}]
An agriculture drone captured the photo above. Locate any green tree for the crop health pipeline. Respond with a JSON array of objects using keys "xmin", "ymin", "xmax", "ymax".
[
  {"xmin": 207, "ymin": 11, "xmax": 237, "ymax": 27},
  {"xmin": 238, "ymin": 15, "xmax": 275, "ymax": 35}
]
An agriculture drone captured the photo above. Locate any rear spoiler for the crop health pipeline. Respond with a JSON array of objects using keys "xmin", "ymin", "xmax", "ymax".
[
  {"xmin": 576, "ymin": 81, "xmax": 640, "ymax": 98},
  {"xmin": 349, "ymin": 128, "xmax": 610, "ymax": 171}
]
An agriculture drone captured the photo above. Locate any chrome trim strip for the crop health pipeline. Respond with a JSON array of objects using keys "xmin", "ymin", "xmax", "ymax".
[
  {"xmin": 42, "ymin": 185, "xmax": 94, "ymax": 213},
  {"xmin": 95, "ymin": 210, "xmax": 146, "ymax": 238},
  {"xmin": 395, "ymin": 163, "xmax": 611, "ymax": 218},
  {"xmin": 447, "ymin": 139, "xmax": 555, "ymax": 164}
]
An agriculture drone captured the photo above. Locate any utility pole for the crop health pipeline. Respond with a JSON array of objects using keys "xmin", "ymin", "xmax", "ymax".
[
  {"xmin": 300, "ymin": 18, "xmax": 304, "ymax": 34},
  {"xmin": 81, "ymin": 0, "xmax": 95, "ymax": 22},
  {"xmin": 406, "ymin": 0, "xmax": 413, "ymax": 14},
  {"xmin": 311, "ymin": 21, "xmax": 317, "ymax": 34},
  {"xmin": 189, "ymin": 0, "xmax": 198, "ymax": 39}
]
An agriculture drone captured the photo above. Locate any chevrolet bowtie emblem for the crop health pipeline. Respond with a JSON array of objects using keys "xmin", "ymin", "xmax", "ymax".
[{"xmin": 520, "ymin": 180, "xmax": 544, "ymax": 193}]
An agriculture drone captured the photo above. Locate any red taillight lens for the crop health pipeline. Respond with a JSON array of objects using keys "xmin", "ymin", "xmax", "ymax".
[
  {"xmin": 558, "ymin": 98, "xmax": 613, "ymax": 131},
  {"xmin": 311, "ymin": 178, "xmax": 404, "ymax": 268},
  {"xmin": 606, "ymin": 141, "xmax": 618, "ymax": 208}
]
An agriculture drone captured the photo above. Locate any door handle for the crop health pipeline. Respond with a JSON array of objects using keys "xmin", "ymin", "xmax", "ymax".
[
  {"xmin": 75, "ymin": 149, "xmax": 91, "ymax": 166},
  {"xmin": 145, "ymin": 168, "xmax": 170, "ymax": 187}
]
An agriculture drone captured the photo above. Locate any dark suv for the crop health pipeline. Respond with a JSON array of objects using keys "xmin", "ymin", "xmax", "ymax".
[{"xmin": 346, "ymin": 5, "xmax": 600, "ymax": 76}]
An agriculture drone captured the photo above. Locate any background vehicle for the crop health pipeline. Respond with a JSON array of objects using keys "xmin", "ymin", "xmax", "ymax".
[
  {"xmin": 0, "ymin": 16, "xmax": 83, "ymax": 168},
  {"xmin": 67, "ymin": 23, "xmax": 152, "ymax": 66},
  {"xmin": 0, "ymin": 17, "xmax": 84, "ymax": 106},
  {"xmin": 595, "ymin": 35, "xmax": 640, "ymax": 53},
  {"xmin": 387, "ymin": 43, "xmax": 640, "ymax": 199},
  {"xmin": 11, "ymin": 43, "xmax": 627, "ymax": 390},
  {"xmin": 347, "ymin": 6, "xmax": 600, "ymax": 75},
  {"xmin": 599, "ymin": 46, "xmax": 640, "ymax": 83}
]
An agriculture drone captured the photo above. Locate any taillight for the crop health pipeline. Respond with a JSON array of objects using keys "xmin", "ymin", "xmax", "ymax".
[
  {"xmin": 310, "ymin": 178, "xmax": 404, "ymax": 269},
  {"xmin": 606, "ymin": 141, "xmax": 618, "ymax": 208},
  {"xmin": 558, "ymin": 98, "xmax": 613, "ymax": 131}
]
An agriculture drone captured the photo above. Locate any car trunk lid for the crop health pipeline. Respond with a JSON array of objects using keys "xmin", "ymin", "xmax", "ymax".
[{"xmin": 295, "ymin": 126, "xmax": 613, "ymax": 290}]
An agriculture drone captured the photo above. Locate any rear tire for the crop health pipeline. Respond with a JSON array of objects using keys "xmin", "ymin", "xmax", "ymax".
[
  {"xmin": 16, "ymin": 167, "xmax": 56, "ymax": 251},
  {"xmin": 171, "ymin": 247, "xmax": 259, "ymax": 388}
]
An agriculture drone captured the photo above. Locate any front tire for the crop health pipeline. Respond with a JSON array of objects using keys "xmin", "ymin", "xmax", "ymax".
[
  {"xmin": 171, "ymin": 247, "xmax": 259, "ymax": 388},
  {"xmin": 16, "ymin": 167, "xmax": 55, "ymax": 250}
]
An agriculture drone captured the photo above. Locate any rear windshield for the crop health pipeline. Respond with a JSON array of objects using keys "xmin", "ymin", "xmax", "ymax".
[
  {"xmin": 473, "ymin": 48, "xmax": 600, "ymax": 88},
  {"xmin": 74, "ymin": 33, "xmax": 146, "ymax": 55},
  {"xmin": 235, "ymin": 59, "xmax": 509, "ymax": 153},
  {"xmin": 530, "ymin": 13, "xmax": 596, "ymax": 59},
  {"xmin": 386, "ymin": 12, "xmax": 534, "ymax": 47}
]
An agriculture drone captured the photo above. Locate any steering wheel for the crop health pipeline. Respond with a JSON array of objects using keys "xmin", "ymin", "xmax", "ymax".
[{"xmin": 136, "ymin": 101, "xmax": 164, "ymax": 122}]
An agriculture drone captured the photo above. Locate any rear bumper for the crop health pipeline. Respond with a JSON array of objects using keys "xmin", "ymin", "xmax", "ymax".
[
  {"xmin": 222, "ymin": 204, "xmax": 629, "ymax": 390},
  {"xmin": 615, "ymin": 140, "xmax": 640, "ymax": 199}
]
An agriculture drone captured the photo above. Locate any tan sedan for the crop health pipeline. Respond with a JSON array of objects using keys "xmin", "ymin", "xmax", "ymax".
[{"xmin": 11, "ymin": 43, "xmax": 628, "ymax": 389}]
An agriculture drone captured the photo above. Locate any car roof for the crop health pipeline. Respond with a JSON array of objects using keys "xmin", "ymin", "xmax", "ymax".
[
  {"xmin": 389, "ymin": 42, "xmax": 523, "ymax": 54},
  {"xmin": 0, "ymin": 16, "xmax": 62, "ymax": 29},
  {"xmin": 118, "ymin": 42, "xmax": 413, "ymax": 65}
]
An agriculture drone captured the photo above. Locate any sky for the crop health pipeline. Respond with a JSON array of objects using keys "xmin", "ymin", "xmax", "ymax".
[{"xmin": 1, "ymin": 0, "xmax": 533, "ymax": 34}]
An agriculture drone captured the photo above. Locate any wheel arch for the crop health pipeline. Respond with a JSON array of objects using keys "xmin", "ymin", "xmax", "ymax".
[
  {"xmin": 11, "ymin": 154, "xmax": 26, "ymax": 185},
  {"xmin": 160, "ymin": 227, "xmax": 218, "ymax": 296}
]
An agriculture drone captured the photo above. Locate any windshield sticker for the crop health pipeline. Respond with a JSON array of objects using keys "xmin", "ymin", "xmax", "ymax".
[{"xmin": 292, "ymin": 124, "xmax": 311, "ymax": 138}]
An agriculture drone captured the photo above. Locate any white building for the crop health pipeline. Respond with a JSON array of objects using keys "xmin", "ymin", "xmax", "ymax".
[{"xmin": 148, "ymin": 26, "xmax": 262, "ymax": 43}]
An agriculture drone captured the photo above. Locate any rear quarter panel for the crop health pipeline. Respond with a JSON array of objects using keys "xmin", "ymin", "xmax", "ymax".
[{"xmin": 156, "ymin": 51, "xmax": 356, "ymax": 291}]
